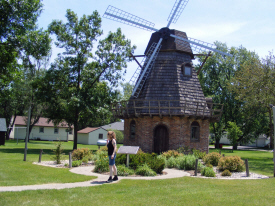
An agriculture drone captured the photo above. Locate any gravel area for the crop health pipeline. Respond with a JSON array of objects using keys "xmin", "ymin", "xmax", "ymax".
[{"xmin": 34, "ymin": 161, "xmax": 269, "ymax": 180}]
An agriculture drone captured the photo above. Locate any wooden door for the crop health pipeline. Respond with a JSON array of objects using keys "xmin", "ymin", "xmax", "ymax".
[{"xmin": 153, "ymin": 125, "xmax": 169, "ymax": 153}]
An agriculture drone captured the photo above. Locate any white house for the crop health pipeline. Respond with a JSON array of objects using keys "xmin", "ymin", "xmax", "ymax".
[
  {"xmin": 77, "ymin": 127, "xmax": 108, "ymax": 145},
  {"xmin": 10, "ymin": 116, "xmax": 74, "ymax": 141},
  {"xmin": 219, "ymin": 133, "xmax": 270, "ymax": 148}
]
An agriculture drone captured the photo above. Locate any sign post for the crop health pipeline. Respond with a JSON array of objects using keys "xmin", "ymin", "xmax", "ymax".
[{"xmin": 117, "ymin": 146, "xmax": 139, "ymax": 167}]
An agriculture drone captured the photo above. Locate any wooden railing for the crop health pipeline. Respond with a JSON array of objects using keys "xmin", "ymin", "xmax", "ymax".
[{"xmin": 111, "ymin": 99, "xmax": 223, "ymax": 121}]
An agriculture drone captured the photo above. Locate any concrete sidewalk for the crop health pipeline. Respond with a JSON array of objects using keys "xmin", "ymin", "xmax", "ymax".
[{"xmin": 0, "ymin": 166, "xmax": 190, "ymax": 192}]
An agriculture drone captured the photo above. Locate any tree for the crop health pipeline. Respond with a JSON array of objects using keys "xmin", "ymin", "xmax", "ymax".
[
  {"xmin": 197, "ymin": 42, "xmax": 268, "ymax": 149},
  {"xmin": 0, "ymin": 0, "xmax": 51, "ymax": 139},
  {"xmin": 120, "ymin": 82, "xmax": 134, "ymax": 101},
  {"xmin": 226, "ymin": 121, "xmax": 243, "ymax": 150},
  {"xmin": 35, "ymin": 10, "xmax": 135, "ymax": 150},
  {"xmin": 229, "ymin": 52, "xmax": 275, "ymax": 147}
]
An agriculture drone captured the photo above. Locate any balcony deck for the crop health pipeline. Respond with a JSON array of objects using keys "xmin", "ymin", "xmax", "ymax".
[{"xmin": 111, "ymin": 99, "xmax": 223, "ymax": 121}]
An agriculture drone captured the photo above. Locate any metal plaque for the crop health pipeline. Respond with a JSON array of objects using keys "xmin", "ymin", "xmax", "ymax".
[{"xmin": 117, "ymin": 146, "xmax": 139, "ymax": 154}]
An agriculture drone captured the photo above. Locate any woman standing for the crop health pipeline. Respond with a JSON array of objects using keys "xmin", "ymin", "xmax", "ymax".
[{"xmin": 106, "ymin": 131, "xmax": 118, "ymax": 182}]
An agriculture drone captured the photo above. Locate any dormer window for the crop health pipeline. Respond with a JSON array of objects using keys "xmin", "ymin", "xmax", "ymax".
[{"xmin": 181, "ymin": 63, "xmax": 192, "ymax": 77}]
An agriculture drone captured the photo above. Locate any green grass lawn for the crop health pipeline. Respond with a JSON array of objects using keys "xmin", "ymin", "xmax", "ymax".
[
  {"xmin": 209, "ymin": 148, "xmax": 274, "ymax": 177},
  {"xmin": 0, "ymin": 140, "xmax": 99, "ymax": 186},
  {"xmin": 1, "ymin": 177, "xmax": 275, "ymax": 206},
  {"xmin": 1, "ymin": 141, "xmax": 275, "ymax": 206}
]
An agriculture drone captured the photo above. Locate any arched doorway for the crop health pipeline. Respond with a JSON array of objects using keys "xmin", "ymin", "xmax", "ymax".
[{"xmin": 153, "ymin": 125, "xmax": 169, "ymax": 153}]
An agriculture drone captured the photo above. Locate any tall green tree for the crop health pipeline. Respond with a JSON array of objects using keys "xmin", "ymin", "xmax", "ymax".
[
  {"xmin": 229, "ymin": 52, "xmax": 275, "ymax": 147},
  {"xmin": 197, "ymin": 42, "xmax": 268, "ymax": 149},
  {"xmin": 35, "ymin": 10, "xmax": 135, "ymax": 150},
  {"xmin": 0, "ymin": 0, "xmax": 51, "ymax": 139}
]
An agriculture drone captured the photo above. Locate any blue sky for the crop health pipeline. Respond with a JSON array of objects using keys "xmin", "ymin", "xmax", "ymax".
[{"xmin": 38, "ymin": 0, "xmax": 275, "ymax": 82}]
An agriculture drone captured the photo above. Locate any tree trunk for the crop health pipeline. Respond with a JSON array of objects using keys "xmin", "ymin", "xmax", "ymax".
[
  {"xmin": 73, "ymin": 120, "xmax": 78, "ymax": 150},
  {"xmin": 215, "ymin": 139, "xmax": 220, "ymax": 149},
  {"xmin": 233, "ymin": 143, "xmax": 238, "ymax": 150}
]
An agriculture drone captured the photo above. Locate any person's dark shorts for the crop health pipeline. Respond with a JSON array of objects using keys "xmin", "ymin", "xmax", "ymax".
[{"xmin": 108, "ymin": 153, "xmax": 116, "ymax": 166}]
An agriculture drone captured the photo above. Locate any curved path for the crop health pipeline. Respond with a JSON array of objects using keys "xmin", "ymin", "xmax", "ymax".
[{"xmin": 0, "ymin": 166, "xmax": 190, "ymax": 192}]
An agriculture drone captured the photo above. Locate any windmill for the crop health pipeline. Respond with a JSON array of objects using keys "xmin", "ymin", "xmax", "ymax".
[
  {"xmin": 104, "ymin": 0, "xmax": 231, "ymax": 153},
  {"xmin": 103, "ymin": 0, "xmax": 232, "ymax": 98}
]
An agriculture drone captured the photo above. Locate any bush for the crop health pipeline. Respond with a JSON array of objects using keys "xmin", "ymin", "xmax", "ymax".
[
  {"xmin": 117, "ymin": 165, "xmax": 135, "ymax": 176},
  {"xmin": 166, "ymin": 156, "xmax": 179, "ymax": 168},
  {"xmin": 72, "ymin": 148, "xmax": 92, "ymax": 161},
  {"xmin": 162, "ymin": 150, "xmax": 180, "ymax": 159},
  {"xmin": 201, "ymin": 167, "xmax": 216, "ymax": 177},
  {"xmin": 146, "ymin": 156, "xmax": 166, "ymax": 174},
  {"xmin": 135, "ymin": 164, "xmax": 156, "ymax": 176},
  {"xmin": 129, "ymin": 149, "xmax": 147, "ymax": 169},
  {"xmin": 116, "ymin": 153, "xmax": 127, "ymax": 165},
  {"xmin": 107, "ymin": 129, "xmax": 124, "ymax": 144},
  {"xmin": 177, "ymin": 155, "xmax": 197, "ymax": 170},
  {"xmin": 218, "ymin": 156, "xmax": 245, "ymax": 172},
  {"xmin": 192, "ymin": 149, "xmax": 206, "ymax": 159},
  {"xmin": 93, "ymin": 152, "xmax": 109, "ymax": 173},
  {"xmin": 157, "ymin": 155, "xmax": 167, "ymax": 168},
  {"xmin": 221, "ymin": 169, "xmax": 232, "ymax": 176},
  {"xmin": 72, "ymin": 160, "xmax": 82, "ymax": 167},
  {"xmin": 203, "ymin": 152, "xmax": 221, "ymax": 166},
  {"xmin": 82, "ymin": 156, "xmax": 89, "ymax": 165}
]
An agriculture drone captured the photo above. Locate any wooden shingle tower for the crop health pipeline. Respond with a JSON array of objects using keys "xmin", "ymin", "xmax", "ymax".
[{"xmin": 104, "ymin": 0, "xmax": 232, "ymax": 153}]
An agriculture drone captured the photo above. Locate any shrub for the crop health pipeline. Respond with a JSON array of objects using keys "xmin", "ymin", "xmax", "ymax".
[
  {"xmin": 221, "ymin": 169, "xmax": 232, "ymax": 176},
  {"xmin": 72, "ymin": 148, "xmax": 91, "ymax": 161},
  {"xmin": 117, "ymin": 165, "xmax": 135, "ymax": 176},
  {"xmin": 107, "ymin": 129, "xmax": 124, "ymax": 144},
  {"xmin": 51, "ymin": 141, "xmax": 64, "ymax": 164},
  {"xmin": 201, "ymin": 167, "xmax": 216, "ymax": 177},
  {"xmin": 146, "ymin": 156, "xmax": 166, "ymax": 174},
  {"xmin": 203, "ymin": 152, "xmax": 221, "ymax": 166},
  {"xmin": 177, "ymin": 155, "xmax": 197, "ymax": 170},
  {"xmin": 135, "ymin": 164, "xmax": 156, "ymax": 176},
  {"xmin": 177, "ymin": 146, "xmax": 191, "ymax": 155},
  {"xmin": 162, "ymin": 150, "xmax": 180, "ymax": 159},
  {"xmin": 82, "ymin": 156, "xmax": 89, "ymax": 165},
  {"xmin": 192, "ymin": 149, "xmax": 206, "ymax": 159},
  {"xmin": 72, "ymin": 160, "xmax": 82, "ymax": 167},
  {"xmin": 116, "ymin": 153, "xmax": 127, "ymax": 165},
  {"xmin": 93, "ymin": 154, "xmax": 109, "ymax": 173},
  {"xmin": 157, "ymin": 155, "xmax": 167, "ymax": 168},
  {"xmin": 218, "ymin": 156, "xmax": 245, "ymax": 172},
  {"xmin": 167, "ymin": 156, "xmax": 179, "ymax": 168},
  {"xmin": 129, "ymin": 149, "xmax": 147, "ymax": 169}
]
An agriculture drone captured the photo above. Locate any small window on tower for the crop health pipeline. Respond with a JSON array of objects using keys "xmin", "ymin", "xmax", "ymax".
[
  {"xmin": 130, "ymin": 120, "xmax": 136, "ymax": 139},
  {"xmin": 181, "ymin": 63, "xmax": 192, "ymax": 77}
]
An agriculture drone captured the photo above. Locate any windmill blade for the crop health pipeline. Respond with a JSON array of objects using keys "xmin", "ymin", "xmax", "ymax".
[
  {"xmin": 131, "ymin": 38, "xmax": 163, "ymax": 98},
  {"xmin": 103, "ymin": 5, "xmax": 158, "ymax": 32},
  {"xmin": 167, "ymin": 0, "xmax": 189, "ymax": 28},
  {"xmin": 171, "ymin": 34, "xmax": 233, "ymax": 57}
]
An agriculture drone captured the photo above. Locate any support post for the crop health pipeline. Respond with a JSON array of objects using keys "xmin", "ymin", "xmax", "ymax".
[
  {"xmin": 195, "ymin": 159, "xmax": 198, "ymax": 176},
  {"xmin": 38, "ymin": 149, "xmax": 43, "ymax": 163},
  {"xmin": 245, "ymin": 159, "xmax": 249, "ymax": 177},
  {"xmin": 126, "ymin": 154, "xmax": 130, "ymax": 167},
  {"xmin": 69, "ymin": 152, "xmax": 72, "ymax": 168}
]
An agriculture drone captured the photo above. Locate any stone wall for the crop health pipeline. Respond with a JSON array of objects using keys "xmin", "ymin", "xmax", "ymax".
[{"xmin": 124, "ymin": 116, "xmax": 209, "ymax": 153}]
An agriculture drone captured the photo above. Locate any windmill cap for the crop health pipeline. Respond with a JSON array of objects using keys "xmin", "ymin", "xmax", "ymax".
[{"xmin": 145, "ymin": 29, "xmax": 194, "ymax": 59}]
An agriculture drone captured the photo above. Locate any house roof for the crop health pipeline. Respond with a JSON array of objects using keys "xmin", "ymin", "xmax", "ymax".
[
  {"xmin": 0, "ymin": 118, "xmax": 7, "ymax": 132},
  {"xmin": 14, "ymin": 116, "xmax": 71, "ymax": 128},
  {"xmin": 101, "ymin": 122, "xmax": 124, "ymax": 131},
  {"xmin": 78, "ymin": 127, "xmax": 107, "ymax": 134}
]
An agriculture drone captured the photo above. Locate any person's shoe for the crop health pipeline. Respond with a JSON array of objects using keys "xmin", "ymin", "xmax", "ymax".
[
  {"xmin": 107, "ymin": 176, "xmax": 113, "ymax": 183},
  {"xmin": 113, "ymin": 175, "xmax": 118, "ymax": 181}
]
